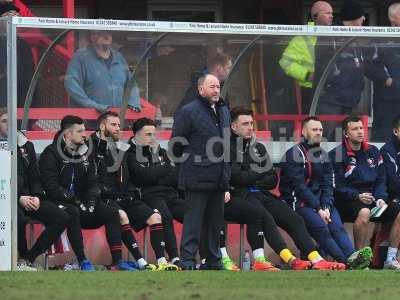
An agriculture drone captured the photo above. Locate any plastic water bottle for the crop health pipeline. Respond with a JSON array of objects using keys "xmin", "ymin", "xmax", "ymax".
[{"xmin": 243, "ymin": 250, "xmax": 251, "ymax": 271}]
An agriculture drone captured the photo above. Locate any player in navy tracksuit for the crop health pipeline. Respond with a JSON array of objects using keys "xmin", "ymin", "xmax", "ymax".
[
  {"xmin": 377, "ymin": 115, "xmax": 400, "ymax": 269},
  {"xmin": 331, "ymin": 115, "xmax": 400, "ymax": 270},
  {"xmin": 280, "ymin": 116, "xmax": 372, "ymax": 269}
]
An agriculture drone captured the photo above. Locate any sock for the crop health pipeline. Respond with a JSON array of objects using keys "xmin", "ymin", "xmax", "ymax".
[
  {"xmin": 158, "ymin": 257, "xmax": 167, "ymax": 265},
  {"xmin": 121, "ymin": 224, "xmax": 143, "ymax": 261},
  {"xmin": 110, "ymin": 244, "xmax": 123, "ymax": 264},
  {"xmin": 149, "ymin": 223, "xmax": 166, "ymax": 260},
  {"xmin": 386, "ymin": 247, "xmax": 398, "ymax": 262},
  {"xmin": 137, "ymin": 258, "xmax": 147, "ymax": 268},
  {"xmin": 252, "ymin": 248, "xmax": 265, "ymax": 261},
  {"xmin": 307, "ymin": 250, "xmax": 323, "ymax": 264},
  {"xmin": 220, "ymin": 247, "xmax": 229, "ymax": 258},
  {"xmin": 171, "ymin": 257, "xmax": 180, "ymax": 264},
  {"xmin": 220, "ymin": 230, "xmax": 226, "ymax": 248},
  {"xmin": 279, "ymin": 248, "xmax": 295, "ymax": 264}
]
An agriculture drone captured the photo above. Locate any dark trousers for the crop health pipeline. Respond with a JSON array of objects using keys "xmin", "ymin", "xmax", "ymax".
[
  {"xmin": 80, "ymin": 201, "xmax": 121, "ymax": 264},
  {"xmin": 18, "ymin": 201, "xmax": 85, "ymax": 262},
  {"xmin": 180, "ymin": 191, "xmax": 224, "ymax": 268},
  {"xmin": 297, "ymin": 207, "xmax": 354, "ymax": 263},
  {"xmin": 255, "ymin": 192, "xmax": 317, "ymax": 256}
]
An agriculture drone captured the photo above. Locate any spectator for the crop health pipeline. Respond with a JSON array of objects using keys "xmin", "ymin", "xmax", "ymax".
[
  {"xmin": 279, "ymin": 1, "xmax": 333, "ymax": 114},
  {"xmin": 172, "ymin": 74, "xmax": 231, "ymax": 270},
  {"xmin": 0, "ymin": 2, "xmax": 34, "ymax": 107},
  {"xmin": 280, "ymin": 116, "xmax": 372, "ymax": 269},
  {"xmin": 331, "ymin": 115, "xmax": 400, "ymax": 271},
  {"xmin": 314, "ymin": 0, "xmax": 367, "ymax": 140},
  {"xmin": 64, "ymin": 31, "xmax": 141, "ymax": 113},
  {"xmin": 367, "ymin": 3, "xmax": 400, "ymax": 142},
  {"xmin": 39, "ymin": 115, "xmax": 137, "ymax": 271},
  {"xmin": 177, "ymin": 53, "xmax": 232, "ymax": 111}
]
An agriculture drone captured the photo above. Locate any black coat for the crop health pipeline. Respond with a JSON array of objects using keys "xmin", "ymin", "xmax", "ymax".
[
  {"xmin": 89, "ymin": 132, "xmax": 139, "ymax": 201},
  {"xmin": 39, "ymin": 134, "xmax": 100, "ymax": 205},
  {"xmin": 17, "ymin": 132, "xmax": 45, "ymax": 199},
  {"xmin": 127, "ymin": 140, "xmax": 178, "ymax": 198},
  {"xmin": 172, "ymin": 95, "xmax": 231, "ymax": 191},
  {"xmin": 230, "ymin": 133, "xmax": 277, "ymax": 199}
]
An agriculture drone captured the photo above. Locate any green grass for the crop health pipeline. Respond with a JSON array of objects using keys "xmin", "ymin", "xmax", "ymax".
[{"xmin": 1, "ymin": 271, "xmax": 400, "ymax": 300}]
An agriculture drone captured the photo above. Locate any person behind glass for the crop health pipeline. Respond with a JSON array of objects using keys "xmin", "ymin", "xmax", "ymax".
[
  {"xmin": 279, "ymin": 1, "xmax": 333, "ymax": 114},
  {"xmin": 0, "ymin": 3, "xmax": 35, "ymax": 108},
  {"xmin": 0, "ymin": 108, "xmax": 96, "ymax": 271},
  {"xmin": 64, "ymin": 30, "xmax": 141, "ymax": 113},
  {"xmin": 366, "ymin": 3, "xmax": 400, "ymax": 142},
  {"xmin": 39, "ymin": 115, "xmax": 137, "ymax": 271},
  {"xmin": 177, "ymin": 53, "xmax": 232, "ymax": 111},
  {"xmin": 172, "ymin": 74, "xmax": 231, "ymax": 270},
  {"xmin": 314, "ymin": 0, "xmax": 367, "ymax": 141},
  {"xmin": 331, "ymin": 115, "xmax": 400, "ymax": 271},
  {"xmin": 280, "ymin": 116, "xmax": 373, "ymax": 269}
]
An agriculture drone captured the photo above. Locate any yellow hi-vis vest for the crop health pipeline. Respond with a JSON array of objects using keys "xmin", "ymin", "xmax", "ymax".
[{"xmin": 279, "ymin": 33, "xmax": 317, "ymax": 88}]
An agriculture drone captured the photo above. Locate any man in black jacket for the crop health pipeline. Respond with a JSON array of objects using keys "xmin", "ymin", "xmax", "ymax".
[
  {"xmin": 39, "ymin": 115, "xmax": 136, "ymax": 271},
  {"xmin": 229, "ymin": 107, "xmax": 349, "ymax": 270},
  {"xmin": 90, "ymin": 112, "xmax": 177, "ymax": 271},
  {"xmin": 171, "ymin": 74, "xmax": 231, "ymax": 270},
  {"xmin": 126, "ymin": 117, "xmax": 180, "ymax": 270}
]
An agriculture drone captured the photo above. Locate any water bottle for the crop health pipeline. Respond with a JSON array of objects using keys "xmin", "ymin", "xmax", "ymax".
[{"xmin": 243, "ymin": 250, "xmax": 251, "ymax": 271}]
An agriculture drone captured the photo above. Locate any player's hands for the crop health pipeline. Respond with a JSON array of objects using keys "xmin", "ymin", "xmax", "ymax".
[
  {"xmin": 359, "ymin": 193, "xmax": 374, "ymax": 205},
  {"xmin": 19, "ymin": 196, "xmax": 40, "ymax": 211},
  {"xmin": 376, "ymin": 199, "xmax": 387, "ymax": 209},
  {"xmin": 224, "ymin": 192, "xmax": 231, "ymax": 203},
  {"xmin": 318, "ymin": 209, "xmax": 330, "ymax": 224},
  {"xmin": 385, "ymin": 77, "xmax": 393, "ymax": 87}
]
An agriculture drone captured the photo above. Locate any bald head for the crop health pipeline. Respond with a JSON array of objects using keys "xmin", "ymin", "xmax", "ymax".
[
  {"xmin": 311, "ymin": 1, "xmax": 333, "ymax": 25},
  {"xmin": 198, "ymin": 74, "xmax": 221, "ymax": 104},
  {"xmin": 389, "ymin": 3, "xmax": 400, "ymax": 26}
]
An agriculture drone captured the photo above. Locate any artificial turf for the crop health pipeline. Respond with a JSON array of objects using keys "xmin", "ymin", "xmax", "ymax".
[{"xmin": 1, "ymin": 270, "xmax": 400, "ymax": 300}]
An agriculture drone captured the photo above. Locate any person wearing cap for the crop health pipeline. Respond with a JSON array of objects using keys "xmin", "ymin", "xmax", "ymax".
[
  {"xmin": 313, "ymin": 0, "xmax": 368, "ymax": 141},
  {"xmin": 279, "ymin": 1, "xmax": 333, "ymax": 115},
  {"xmin": 64, "ymin": 30, "xmax": 141, "ymax": 113}
]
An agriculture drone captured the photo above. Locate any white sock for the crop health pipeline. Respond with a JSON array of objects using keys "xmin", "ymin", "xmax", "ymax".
[
  {"xmin": 171, "ymin": 257, "xmax": 180, "ymax": 264},
  {"xmin": 137, "ymin": 258, "xmax": 147, "ymax": 268},
  {"xmin": 220, "ymin": 247, "xmax": 229, "ymax": 258},
  {"xmin": 252, "ymin": 248, "xmax": 265, "ymax": 260},
  {"xmin": 201, "ymin": 258, "xmax": 206, "ymax": 265},
  {"xmin": 157, "ymin": 257, "xmax": 167, "ymax": 265},
  {"xmin": 386, "ymin": 247, "xmax": 398, "ymax": 262}
]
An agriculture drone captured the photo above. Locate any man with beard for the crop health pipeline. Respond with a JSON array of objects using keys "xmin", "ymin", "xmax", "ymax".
[
  {"xmin": 64, "ymin": 30, "xmax": 141, "ymax": 113},
  {"xmin": 90, "ymin": 111, "xmax": 177, "ymax": 270},
  {"xmin": 280, "ymin": 116, "xmax": 372, "ymax": 269},
  {"xmin": 39, "ymin": 115, "xmax": 136, "ymax": 270}
]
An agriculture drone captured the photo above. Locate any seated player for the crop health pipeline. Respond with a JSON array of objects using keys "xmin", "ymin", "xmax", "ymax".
[
  {"xmin": 331, "ymin": 115, "xmax": 400, "ymax": 270},
  {"xmin": 280, "ymin": 116, "xmax": 372, "ymax": 270},
  {"xmin": 39, "ymin": 115, "xmax": 136, "ymax": 271}
]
